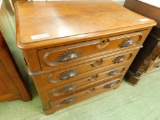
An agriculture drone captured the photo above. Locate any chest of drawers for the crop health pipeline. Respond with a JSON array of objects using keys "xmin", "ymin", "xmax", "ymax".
[
  {"xmin": 124, "ymin": 0, "xmax": 160, "ymax": 85},
  {"xmin": 15, "ymin": 1, "xmax": 156, "ymax": 114}
]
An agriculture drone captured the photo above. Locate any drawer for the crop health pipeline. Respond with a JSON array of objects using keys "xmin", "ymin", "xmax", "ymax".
[
  {"xmin": 146, "ymin": 61, "xmax": 160, "ymax": 73},
  {"xmin": 45, "ymin": 63, "xmax": 127, "ymax": 87},
  {"xmin": 45, "ymin": 61, "xmax": 128, "ymax": 88},
  {"xmin": 48, "ymin": 66, "xmax": 125, "ymax": 98},
  {"xmin": 44, "ymin": 50, "xmax": 134, "ymax": 87},
  {"xmin": 38, "ymin": 31, "xmax": 143, "ymax": 70},
  {"xmin": 50, "ymin": 78, "xmax": 121, "ymax": 108}
]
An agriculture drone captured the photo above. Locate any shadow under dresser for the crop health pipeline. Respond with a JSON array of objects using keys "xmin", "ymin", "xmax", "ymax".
[
  {"xmin": 14, "ymin": 1, "xmax": 156, "ymax": 114},
  {"xmin": 124, "ymin": 0, "xmax": 160, "ymax": 85}
]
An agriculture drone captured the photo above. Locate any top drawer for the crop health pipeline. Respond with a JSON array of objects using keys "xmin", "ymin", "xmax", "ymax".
[{"xmin": 38, "ymin": 31, "xmax": 144, "ymax": 70}]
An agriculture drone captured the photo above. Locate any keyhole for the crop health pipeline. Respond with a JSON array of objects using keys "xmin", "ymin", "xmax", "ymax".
[{"xmin": 101, "ymin": 40, "xmax": 106, "ymax": 45}]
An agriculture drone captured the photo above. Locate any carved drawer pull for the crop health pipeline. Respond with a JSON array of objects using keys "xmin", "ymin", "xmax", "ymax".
[
  {"xmin": 155, "ymin": 63, "xmax": 160, "ymax": 68},
  {"xmin": 58, "ymin": 50, "xmax": 78, "ymax": 62},
  {"xmin": 87, "ymin": 88, "xmax": 96, "ymax": 93},
  {"xmin": 104, "ymin": 81, "xmax": 118, "ymax": 89},
  {"xmin": 113, "ymin": 56, "xmax": 126, "ymax": 64},
  {"xmin": 91, "ymin": 59, "xmax": 103, "ymax": 67},
  {"xmin": 43, "ymin": 50, "xmax": 78, "ymax": 66},
  {"xmin": 59, "ymin": 85, "xmax": 76, "ymax": 93},
  {"xmin": 120, "ymin": 38, "xmax": 133, "ymax": 48},
  {"xmin": 61, "ymin": 97, "xmax": 76, "ymax": 104},
  {"xmin": 108, "ymin": 70, "xmax": 118, "ymax": 76},
  {"xmin": 50, "ymin": 85, "xmax": 76, "ymax": 96},
  {"xmin": 59, "ymin": 70, "xmax": 77, "ymax": 80},
  {"xmin": 88, "ymin": 74, "xmax": 99, "ymax": 81}
]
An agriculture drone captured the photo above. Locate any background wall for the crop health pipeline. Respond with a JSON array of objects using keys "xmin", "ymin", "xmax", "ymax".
[
  {"xmin": 27, "ymin": 0, "xmax": 125, "ymax": 5},
  {"xmin": 0, "ymin": 0, "xmax": 29, "ymax": 86},
  {"xmin": 113, "ymin": 0, "xmax": 125, "ymax": 5}
]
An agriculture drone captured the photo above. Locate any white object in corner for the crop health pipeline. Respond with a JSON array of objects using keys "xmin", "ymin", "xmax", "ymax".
[
  {"xmin": 0, "ymin": 0, "xmax": 2, "ymax": 9},
  {"xmin": 139, "ymin": 0, "xmax": 160, "ymax": 8}
]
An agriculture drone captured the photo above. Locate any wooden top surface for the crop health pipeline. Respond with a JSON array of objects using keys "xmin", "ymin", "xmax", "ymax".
[{"xmin": 15, "ymin": 1, "xmax": 156, "ymax": 49}]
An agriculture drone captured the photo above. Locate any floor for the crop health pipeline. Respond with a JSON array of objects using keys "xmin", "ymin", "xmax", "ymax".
[{"xmin": 0, "ymin": 70, "xmax": 160, "ymax": 120}]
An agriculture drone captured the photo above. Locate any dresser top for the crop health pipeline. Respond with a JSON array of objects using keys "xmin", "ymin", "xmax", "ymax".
[{"xmin": 15, "ymin": 1, "xmax": 156, "ymax": 49}]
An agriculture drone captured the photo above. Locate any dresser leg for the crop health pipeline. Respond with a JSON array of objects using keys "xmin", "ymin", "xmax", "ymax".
[{"xmin": 32, "ymin": 74, "xmax": 51, "ymax": 113}]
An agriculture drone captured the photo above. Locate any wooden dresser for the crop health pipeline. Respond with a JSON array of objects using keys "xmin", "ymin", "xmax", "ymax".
[
  {"xmin": 124, "ymin": 0, "xmax": 160, "ymax": 85},
  {"xmin": 15, "ymin": 1, "xmax": 156, "ymax": 114},
  {"xmin": 0, "ymin": 31, "xmax": 31, "ymax": 102}
]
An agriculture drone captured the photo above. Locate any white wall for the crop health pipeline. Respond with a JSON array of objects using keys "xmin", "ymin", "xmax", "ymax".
[
  {"xmin": 113, "ymin": 0, "xmax": 125, "ymax": 6},
  {"xmin": 139, "ymin": 0, "xmax": 160, "ymax": 8},
  {"xmin": 27, "ymin": 0, "xmax": 125, "ymax": 6}
]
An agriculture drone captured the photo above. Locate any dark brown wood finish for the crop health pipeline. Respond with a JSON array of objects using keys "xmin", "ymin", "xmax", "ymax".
[
  {"xmin": 0, "ymin": 31, "xmax": 31, "ymax": 102},
  {"xmin": 15, "ymin": 1, "xmax": 156, "ymax": 114},
  {"xmin": 124, "ymin": 0, "xmax": 160, "ymax": 85}
]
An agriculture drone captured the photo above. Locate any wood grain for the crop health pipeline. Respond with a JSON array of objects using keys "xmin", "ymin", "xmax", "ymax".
[{"xmin": 15, "ymin": 1, "xmax": 156, "ymax": 49}]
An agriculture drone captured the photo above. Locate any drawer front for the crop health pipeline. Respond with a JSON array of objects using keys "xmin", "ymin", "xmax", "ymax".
[
  {"xmin": 48, "ymin": 66, "xmax": 125, "ymax": 98},
  {"xmin": 38, "ymin": 31, "xmax": 143, "ymax": 70},
  {"xmin": 146, "ymin": 61, "xmax": 160, "ymax": 73},
  {"xmin": 50, "ymin": 78, "xmax": 121, "ymax": 108},
  {"xmin": 45, "ymin": 61, "xmax": 129, "ymax": 88},
  {"xmin": 44, "ymin": 50, "xmax": 134, "ymax": 86}
]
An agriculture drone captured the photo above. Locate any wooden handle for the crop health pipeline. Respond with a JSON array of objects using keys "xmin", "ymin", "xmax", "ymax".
[
  {"xmin": 87, "ymin": 88, "xmax": 96, "ymax": 93},
  {"xmin": 91, "ymin": 59, "xmax": 103, "ymax": 67},
  {"xmin": 88, "ymin": 74, "xmax": 99, "ymax": 81}
]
